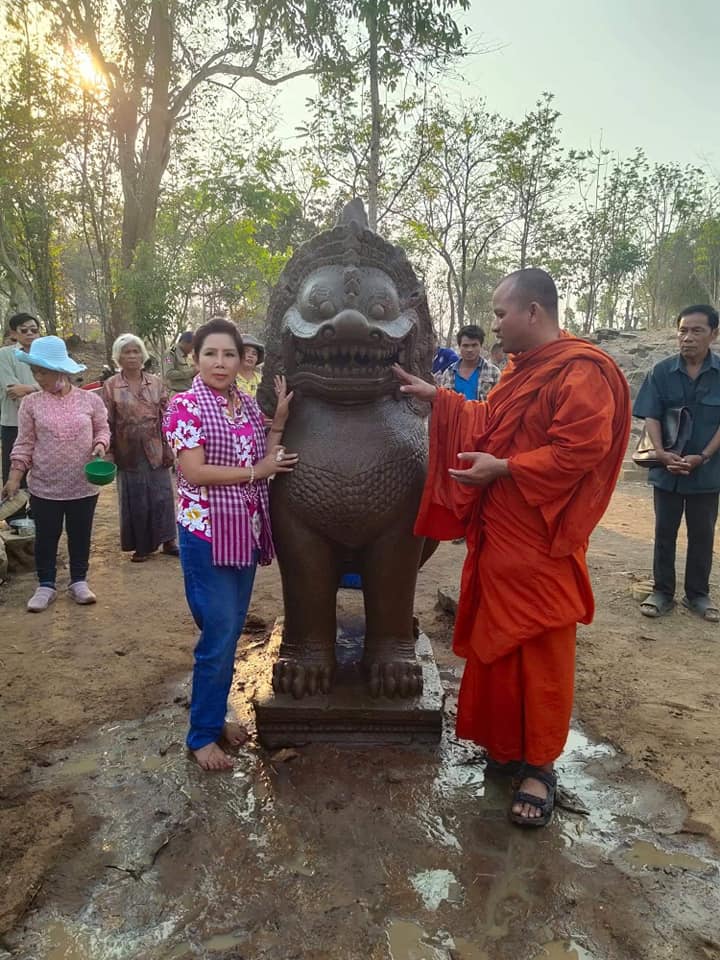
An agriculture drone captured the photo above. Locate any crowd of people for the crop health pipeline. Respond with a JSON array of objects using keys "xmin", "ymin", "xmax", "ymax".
[{"xmin": 1, "ymin": 270, "xmax": 718, "ymax": 826}]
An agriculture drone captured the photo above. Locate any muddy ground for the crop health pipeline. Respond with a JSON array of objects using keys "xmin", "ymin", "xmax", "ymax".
[{"xmin": 0, "ymin": 480, "xmax": 719, "ymax": 959}]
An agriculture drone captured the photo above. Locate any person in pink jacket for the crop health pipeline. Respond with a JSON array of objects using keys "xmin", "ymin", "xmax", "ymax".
[{"xmin": 1, "ymin": 336, "xmax": 110, "ymax": 612}]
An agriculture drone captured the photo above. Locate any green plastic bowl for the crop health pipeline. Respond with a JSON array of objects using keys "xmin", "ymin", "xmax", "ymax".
[{"xmin": 84, "ymin": 456, "xmax": 117, "ymax": 486}]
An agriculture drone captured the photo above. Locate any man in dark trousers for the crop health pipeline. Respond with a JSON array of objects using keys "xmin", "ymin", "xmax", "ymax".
[{"xmin": 634, "ymin": 304, "xmax": 720, "ymax": 622}]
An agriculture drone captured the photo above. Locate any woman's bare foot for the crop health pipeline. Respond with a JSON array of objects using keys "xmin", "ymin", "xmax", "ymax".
[
  {"xmin": 221, "ymin": 722, "xmax": 249, "ymax": 748},
  {"xmin": 192, "ymin": 742, "xmax": 234, "ymax": 771}
]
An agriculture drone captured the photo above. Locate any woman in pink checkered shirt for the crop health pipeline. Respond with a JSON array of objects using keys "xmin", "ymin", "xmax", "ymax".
[{"xmin": 164, "ymin": 318, "xmax": 298, "ymax": 772}]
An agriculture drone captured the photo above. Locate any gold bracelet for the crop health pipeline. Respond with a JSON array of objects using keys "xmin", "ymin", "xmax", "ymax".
[{"xmin": 248, "ymin": 464, "xmax": 255, "ymax": 484}]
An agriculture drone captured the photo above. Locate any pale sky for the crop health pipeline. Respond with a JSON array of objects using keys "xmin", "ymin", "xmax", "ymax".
[{"xmin": 276, "ymin": 0, "xmax": 720, "ymax": 172}]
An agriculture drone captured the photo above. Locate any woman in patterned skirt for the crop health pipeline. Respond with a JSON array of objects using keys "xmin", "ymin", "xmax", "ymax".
[{"xmin": 102, "ymin": 333, "xmax": 177, "ymax": 562}]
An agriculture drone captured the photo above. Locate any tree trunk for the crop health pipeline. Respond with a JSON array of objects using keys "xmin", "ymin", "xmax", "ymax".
[
  {"xmin": 623, "ymin": 297, "xmax": 632, "ymax": 330},
  {"xmin": 445, "ymin": 269, "xmax": 457, "ymax": 346},
  {"xmin": 33, "ymin": 203, "xmax": 58, "ymax": 335},
  {"xmin": 519, "ymin": 216, "xmax": 530, "ymax": 269},
  {"xmin": 0, "ymin": 214, "xmax": 42, "ymax": 323},
  {"xmin": 367, "ymin": 0, "xmax": 381, "ymax": 231},
  {"xmin": 111, "ymin": 0, "xmax": 173, "ymax": 341}
]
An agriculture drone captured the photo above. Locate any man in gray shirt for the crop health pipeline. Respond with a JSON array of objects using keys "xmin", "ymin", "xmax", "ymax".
[
  {"xmin": 0, "ymin": 313, "xmax": 40, "ymax": 488},
  {"xmin": 633, "ymin": 304, "xmax": 720, "ymax": 622}
]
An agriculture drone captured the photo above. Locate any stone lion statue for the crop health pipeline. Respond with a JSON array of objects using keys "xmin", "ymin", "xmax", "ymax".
[{"xmin": 258, "ymin": 199, "xmax": 435, "ymax": 699}]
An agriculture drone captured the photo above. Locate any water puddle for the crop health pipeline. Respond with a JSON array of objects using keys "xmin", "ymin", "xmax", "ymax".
[
  {"xmin": 410, "ymin": 869, "xmax": 463, "ymax": 910},
  {"xmin": 53, "ymin": 755, "xmax": 104, "ymax": 778},
  {"xmin": 44, "ymin": 920, "xmax": 92, "ymax": 960},
  {"xmin": 9, "ymin": 686, "xmax": 720, "ymax": 960},
  {"xmin": 449, "ymin": 938, "xmax": 489, "ymax": 960},
  {"xmin": 534, "ymin": 940, "xmax": 595, "ymax": 960},
  {"xmin": 432, "ymin": 739, "xmax": 486, "ymax": 801},
  {"xmin": 37, "ymin": 917, "xmax": 178, "ymax": 960},
  {"xmin": 555, "ymin": 727, "xmax": 617, "ymax": 833},
  {"xmin": 623, "ymin": 840, "xmax": 711, "ymax": 873},
  {"xmin": 167, "ymin": 931, "xmax": 245, "ymax": 958},
  {"xmin": 386, "ymin": 921, "xmax": 445, "ymax": 960}
]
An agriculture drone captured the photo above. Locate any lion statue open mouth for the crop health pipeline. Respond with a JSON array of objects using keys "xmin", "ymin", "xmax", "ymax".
[{"xmin": 258, "ymin": 199, "xmax": 436, "ymax": 700}]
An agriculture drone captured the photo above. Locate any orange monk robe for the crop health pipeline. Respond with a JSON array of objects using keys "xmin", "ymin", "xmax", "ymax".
[{"xmin": 415, "ymin": 336, "xmax": 631, "ymax": 765}]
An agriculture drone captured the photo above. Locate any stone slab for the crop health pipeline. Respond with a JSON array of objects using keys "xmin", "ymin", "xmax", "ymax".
[
  {"xmin": 621, "ymin": 469, "xmax": 646, "ymax": 483},
  {"xmin": 253, "ymin": 618, "xmax": 444, "ymax": 748},
  {"xmin": 620, "ymin": 459, "xmax": 648, "ymax": 484}
]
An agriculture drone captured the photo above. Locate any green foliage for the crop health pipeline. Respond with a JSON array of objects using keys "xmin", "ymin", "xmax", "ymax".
[
  {"xmin": 124, "ymin": 243, "xmax": 178, "ymax": 341},
  {"xmin": 306, "ymin": 0, "xmax": 471, "ymax": 228},
  {"xmin": 1, "ymin": 1, "xmax": 718, "ymax": 350},
  {"xmin": 0, "ymin": 32, "xmax": 78, "ymax": 329},
  {"xmin": 496, "ymin": 93, "xmax": 568, "ymax": 270},
  {"xmin": 142, "ymin": 148, "xmax": 319, "ymax": 334},
  {"xmin": 634, "ymin": 161, "xmax": 706, "ymax": 326},
  {"xmin": 397, "ymin": 99, "xmax": 512, "ymax": 336},
  {"xmin": 693, "ymin": 212, "xmax": 720, "ymax": 304},
  {"xmin": 342, "ymin": 0, "xmax": 470, "ymax": 86}
]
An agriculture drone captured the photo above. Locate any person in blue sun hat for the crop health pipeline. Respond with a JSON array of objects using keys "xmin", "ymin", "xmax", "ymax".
[{"xmin": 1, "ymin": 336, "xmax": 110, "ymax": 612}]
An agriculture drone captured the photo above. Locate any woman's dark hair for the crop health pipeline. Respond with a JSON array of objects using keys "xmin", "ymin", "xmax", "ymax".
[
  {"xmin": 193, "ymin": 317, "xmax": 244, "ymax": 356},
  {"xmin": 676, "ymin": 304, "xmax": 719, "ymax": 330}
]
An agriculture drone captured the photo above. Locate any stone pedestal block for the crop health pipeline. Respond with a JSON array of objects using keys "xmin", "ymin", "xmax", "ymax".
[{"xmin": 253, "ymin": 616, "xmax": 444, "ymax": 748}]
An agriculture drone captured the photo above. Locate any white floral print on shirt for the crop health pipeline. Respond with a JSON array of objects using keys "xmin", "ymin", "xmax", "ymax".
[{"xmin": 163, "ymin": 390, "xmax": 258, "ymax": 543}]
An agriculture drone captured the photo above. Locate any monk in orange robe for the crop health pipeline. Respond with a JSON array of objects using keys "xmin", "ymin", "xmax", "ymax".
[{"xmin": 395, "ymin": 268, "xmax": 630, "ymax": 827}]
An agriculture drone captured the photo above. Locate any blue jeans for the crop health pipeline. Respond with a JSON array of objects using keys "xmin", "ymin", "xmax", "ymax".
[{"xmin": 178, "ymin": 526, "xmax": 257, "ymax": 751}]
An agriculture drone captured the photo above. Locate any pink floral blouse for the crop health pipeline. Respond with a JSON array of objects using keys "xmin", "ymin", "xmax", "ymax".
[
  {"xmin": 11, "ymin": 387, "xmax": 110, "ymax": 500},
  {"xmin": 164, "ymin": 389, "xmax": 260, "ymax": 543}
]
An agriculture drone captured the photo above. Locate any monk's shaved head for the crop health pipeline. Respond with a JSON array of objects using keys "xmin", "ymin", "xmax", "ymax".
[
  {"xmin": 501, "ymin": 268, "xmax": 559, "ymax": 321},
  {"xmin": 491, "ymin": 267, "xmax": 561, "ymax": 353}
]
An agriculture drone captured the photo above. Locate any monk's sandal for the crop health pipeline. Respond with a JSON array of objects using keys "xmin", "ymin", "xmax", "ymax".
[{"xmin": 509, "ymin": 764, "xmax": 557, "ymax": 829}]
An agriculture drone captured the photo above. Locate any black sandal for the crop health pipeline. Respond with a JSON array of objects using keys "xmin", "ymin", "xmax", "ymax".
[
  {"xmin": 509, "ymin": 764, "xmax": 557, "ymax": 828},
  {"xmin": 682, "ymin": 595, "xmax": 720, "ymax": 623},
  {"xmin": 640, "ymin": 590, "xmax": 674, "ymax": 618}
]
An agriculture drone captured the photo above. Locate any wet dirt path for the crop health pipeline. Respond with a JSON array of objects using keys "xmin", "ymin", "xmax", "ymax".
[
  {"xmin": 6, "ymin": 657, "xmax": 719, "ymax": 960},
  {"xmin": 2, "ymin": 482, "xmax": 720, "ymax": 959}
]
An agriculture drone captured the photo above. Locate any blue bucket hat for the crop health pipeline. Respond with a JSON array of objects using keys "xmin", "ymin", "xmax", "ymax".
[{"xmin": 16, "ymin": 335, "xmax": 86, "ymax": 375}]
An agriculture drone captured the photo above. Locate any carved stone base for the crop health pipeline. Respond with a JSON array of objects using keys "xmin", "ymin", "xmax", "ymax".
[{"xmin": 253, "ymin": 616, "xmax": 444, "ymax": 748}]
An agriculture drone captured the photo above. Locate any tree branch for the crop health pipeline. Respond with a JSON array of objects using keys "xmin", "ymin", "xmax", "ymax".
[{"xmin": 171, "ymin": 57, "xmax": 313, "ymax": 119}]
